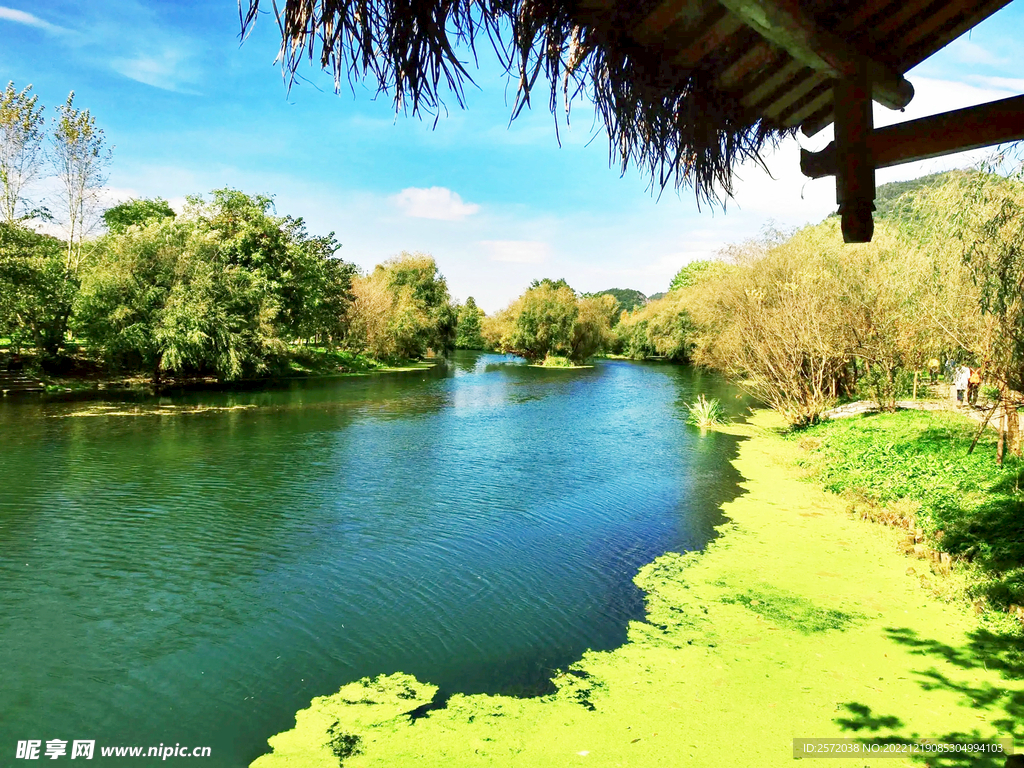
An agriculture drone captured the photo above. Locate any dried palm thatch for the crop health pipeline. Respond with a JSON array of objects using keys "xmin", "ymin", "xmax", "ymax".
[{"xmin": 239, "ymin": 0, "xmax": 790, "ymax": 204}]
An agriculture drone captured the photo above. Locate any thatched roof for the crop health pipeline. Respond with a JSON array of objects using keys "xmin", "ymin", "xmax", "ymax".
[{"xmin": 239, "ymin": 0, "xmax": 1011, "ymax": 205}]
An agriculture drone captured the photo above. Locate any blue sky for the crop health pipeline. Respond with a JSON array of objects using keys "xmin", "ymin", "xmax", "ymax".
[{"xmin": 2, "ymin": 1, "xmax": 1023, "ymax": 311}]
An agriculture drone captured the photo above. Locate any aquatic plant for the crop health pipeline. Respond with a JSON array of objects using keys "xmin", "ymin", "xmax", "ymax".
[{"xmin": 684, "ymin": 394, "xmax": 726, "ymax": 429}]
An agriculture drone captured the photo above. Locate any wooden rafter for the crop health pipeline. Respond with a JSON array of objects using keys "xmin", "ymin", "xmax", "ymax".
[
  {"xmin": 714, "ymin": 0, "xmax": 914, "ymax": 109},
  {"xmin": 670, "ymin": 9, "xmax": 744, "ymax": 69},
  {"xmin": 716, "ymin": 40, "xmax": 780, "ymax": 90},
  {"xmin": 800, "ymin": 0, "xmax": 1013, "ymax": 136}
]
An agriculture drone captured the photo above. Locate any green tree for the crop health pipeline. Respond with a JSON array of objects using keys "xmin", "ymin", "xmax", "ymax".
[
  {"xmin": 184, "ymin": 189, "xmax": 357, "ymax": 346},
  {"xmin": 0, "ymin": 82, "xmax": 45, "ymax": 225},
  {"xmin": 103, "ymin": 198, "xmax": 176, "ymax": 234},
  {"xmin": 503, "ymin": 281, "xmax": 578, "ymax": 361},
  {"xmin": 291, "ymin": 232, "xmax": 358, "ymax": 348},
  {"xmin": 669, "ymin": 260, "xmax": 724, "ymax": 291},
  {"xmin": 529, "ymin": 277, "xmax": 573, "ymax": 292},
  {"xmin": 616, "ymin": 291, "xmax": 698, "ymax": 361},
  {"xmin": 0, "ymin": 222, "xmax": 74, "ymax": 361},
  {"xmin": 349, "ymin": 253, "xmax": 455, "ymax": 360},
  {"xmin": 487, "ymin": 282, "xmax": 616, "ymax": 364},
  {"xmin": 570, "ymin": 294, "xmax": 617, "ymax": 362},
  {"xmin": 383, "ymin": 252, "xmax": 457, "ymax": 354},
  {"xmin": 76, "ymin": 215, "xmax": 288, "ymax": 384},
  {"xmin": 456, "ymin": 296, "xmax": 485, "ymax": 349}
]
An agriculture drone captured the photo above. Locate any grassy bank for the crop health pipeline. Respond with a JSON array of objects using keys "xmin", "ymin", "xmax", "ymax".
[
  {"xmin": 2, "ymin": 344, "xmax": 436, "ymax": 397},
  {"xmin": 798, "ymin": 410, "xmax": 1024, "ymax": 611},
  {"xmin": 251, "ymin": 411, "xmax": 1023, "ymax": 768}
]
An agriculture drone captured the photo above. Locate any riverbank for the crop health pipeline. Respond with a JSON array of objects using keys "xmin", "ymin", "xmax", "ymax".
[
  {"xmin": 0, "ymin": 349, "xmax": 439, "ymax": 401},
  {"xmin": 251, "ymin": 410, "xmax": 1023, "ymax": 767},
  {"xmin": 799, "ymin": 409, "xmax": 1024, "ymax": 614}
]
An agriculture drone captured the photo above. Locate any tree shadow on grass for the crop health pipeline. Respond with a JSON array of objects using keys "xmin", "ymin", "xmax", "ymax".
[
  {"xmin": 835, "ymin": 626, "xmax": 1023, "ymax": 767},
  {"xmin": 939, "ymin": 492, "xmax": 1024, "ymax": 609},
  {"xmin": 903, "ymin": 429, "xmax": 1024, "ymax": 609}
]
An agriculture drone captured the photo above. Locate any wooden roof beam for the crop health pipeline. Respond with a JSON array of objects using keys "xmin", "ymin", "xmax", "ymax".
[
  {"xmin": 801, "ymin": 93, "xmax": 1024, "ymax": 178},
  {"xmin": 714, "ymin": 0, "xmax": 914, "ymax": 110}
]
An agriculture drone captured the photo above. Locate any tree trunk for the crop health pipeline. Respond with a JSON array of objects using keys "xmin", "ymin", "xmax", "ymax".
[
  {"xmin": 1009, "ymin": 400, "xmax": 1021, "ymax": 457},
  {"xmin": 912, "ymin": 371, "xmax": 919, "ymax": 400}
]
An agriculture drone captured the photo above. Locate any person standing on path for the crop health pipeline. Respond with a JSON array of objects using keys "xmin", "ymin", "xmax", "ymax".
[
  {"xmin": 954, "ymin": 365, "xmax": 970, "ymax": 406},
  {"xmin": 928, "ymin": 358, "xmax": 941, "ymax": 384},
  {"xmin": 968, "ymin": 367, "xmax": 982, "ymax": 406}
]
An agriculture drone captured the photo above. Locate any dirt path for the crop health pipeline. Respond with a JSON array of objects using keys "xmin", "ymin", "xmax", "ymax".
[{"xmin": 826, "ymin": 384, "xmax": 1002, "ymax": 432}]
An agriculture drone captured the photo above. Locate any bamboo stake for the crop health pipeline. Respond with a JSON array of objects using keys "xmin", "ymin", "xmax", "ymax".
[{"xmin": 998, "ymin": 410, "xmax": 1006, "ymax": 466}]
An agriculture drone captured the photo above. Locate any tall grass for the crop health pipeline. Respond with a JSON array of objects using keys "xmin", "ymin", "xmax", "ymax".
[{"xmin": 685, "ymin": 394, "xmax": 726, "ymax": 429}]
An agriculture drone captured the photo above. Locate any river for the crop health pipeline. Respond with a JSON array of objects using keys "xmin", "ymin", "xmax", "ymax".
[{"xmin": 0, "ymin": 352, "xmax": 749, "ymax": 766}]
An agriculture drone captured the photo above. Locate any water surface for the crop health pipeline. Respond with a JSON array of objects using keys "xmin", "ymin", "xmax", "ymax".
[{"xmin": 0, "ymin": 353, "xmax": 749, "ymax": 765}]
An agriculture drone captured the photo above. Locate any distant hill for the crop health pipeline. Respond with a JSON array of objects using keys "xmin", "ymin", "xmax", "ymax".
[
  {"xmin": 588, "ymin": 288, "xmax": 648, "ymax": 313},
  {"xmin": 874, "ymin": 171, "xmax": 953, "ymax": 219},
  {"xmin": 647, "ymin": 292, "xmax": 666, "ymax": 302}
]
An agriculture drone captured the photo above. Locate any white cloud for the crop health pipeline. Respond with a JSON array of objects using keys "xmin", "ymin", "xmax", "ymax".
[
  {"xmin": 726, "ymin": 141, "xmax": 837, "ymax": 223},
  {"xmin": 481, "ymin": 240, "xmax": 551, "ymax": 264},
  {"xmin": 0, "ymin": 6, "xmax": 66, "ymax": 34},
  {"xmin": 963, "ymin": 75, "xmax": 1024, "ymax": 93},
  {"xmin": 111, "ymin": 50, "xmax": 201, "ymax": 94},
  {"xmin": 391, "ymin": 186, "xmax": 480, "ymax": 221},
  {"xmin": 946, "ymin": 38, "xmax": 1007, "ymax": 67}
]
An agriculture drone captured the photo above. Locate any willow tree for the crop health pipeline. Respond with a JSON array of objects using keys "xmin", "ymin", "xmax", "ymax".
[
  {"xmin": 911, "ymin": 169, "xmax": 1024, "ymax": 461},
  {"xmin": 483, "ymin": 281, "xmax": 613, "ymax": 364},
  {"xmin": 76, "ymin": 217, "xmax": 288, "ymax": 384},
  {"xmin": 498, "ymin": 281, "xmax": 578, "ymax": 362},
  {"xmin": 0, "ymin": 82, "xmax": 45, "ymax": 225},
  {"xmin": 571, "ymin": 293, "xmax": 617, "ymax": 362},
  {"xmin": 348, "ymin": 253, "xmax": 456, "ymax": 361},
  {"xmin": 687, "ymin": 233, "xmax": 850, "ymax": 427}
]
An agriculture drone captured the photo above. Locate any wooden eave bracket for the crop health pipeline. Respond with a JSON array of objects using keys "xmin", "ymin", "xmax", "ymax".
[
  {"xmin": 801, "ymin": 93, "xmax": 1024, "ymax": 178},
  {"xmin": 833, "ymin": 67, "xmax": 875, "ymax": 243}
]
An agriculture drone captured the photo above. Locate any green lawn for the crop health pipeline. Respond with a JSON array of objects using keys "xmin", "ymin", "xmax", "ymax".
[{"xmin": 799, "ymin": 410, "xmax": 1024, "ymax": 609}]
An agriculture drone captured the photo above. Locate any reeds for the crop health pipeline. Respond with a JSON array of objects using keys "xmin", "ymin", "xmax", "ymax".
[{"xmin": 684, "ymin": 394, "xmax": 726, "ymax": 429}]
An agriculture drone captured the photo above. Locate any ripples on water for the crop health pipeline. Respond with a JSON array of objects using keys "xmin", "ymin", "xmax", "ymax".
[{"xmin": 0, "ymin": 353, "xmax": 751, "ymax": 766}]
